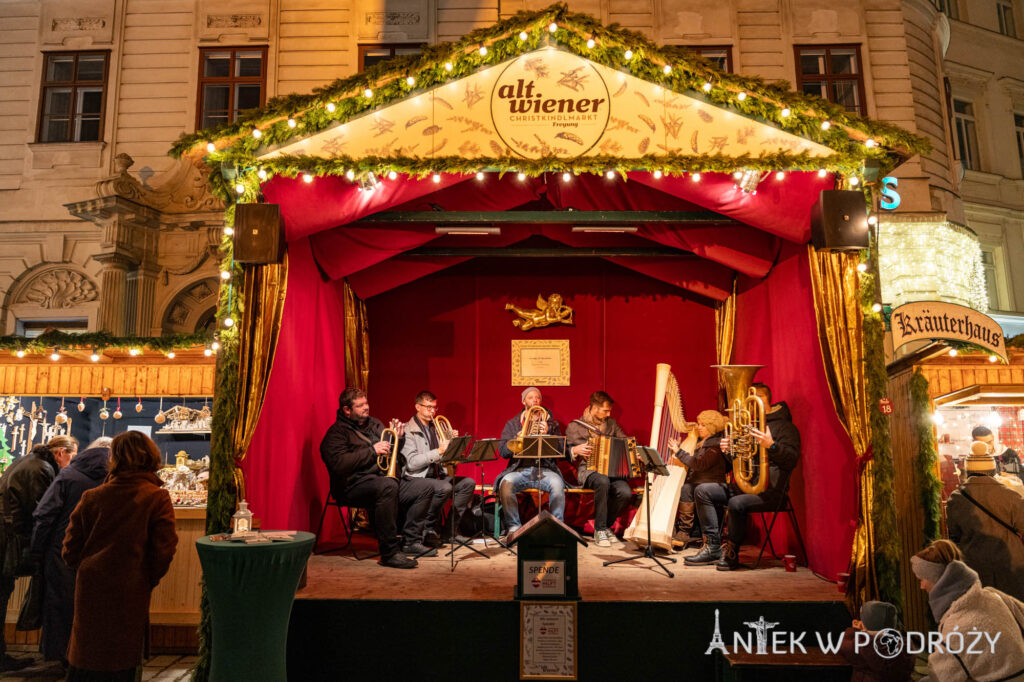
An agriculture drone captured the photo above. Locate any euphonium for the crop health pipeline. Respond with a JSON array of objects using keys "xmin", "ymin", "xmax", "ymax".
[
  {"xmin": 712, "ymin": 364, "xmax": 769, "ymax": 495},
  {"xmin": 376, "ymin": 419, "xmax": 402, "ymax": 479},
  {"xmin": 507, "ymin": 405, "xmax": 548, "ymax": 454},
  {"xmin": 434, "ymin": 415, "xmax": 457, "ymax": 476}
]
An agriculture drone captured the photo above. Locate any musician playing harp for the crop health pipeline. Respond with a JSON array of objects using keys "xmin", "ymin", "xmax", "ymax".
[
  {"xmin": 564, "ymin": 391, "xmax": 634, "ymax": 548},
  {"xmin": 666, "ymin": 410, "xmax": 729, "ymax": 550},
  {"xmin": 689, "ymin": 383, "xmax": 801, "ymax": 571},
  {"xmin": 494, "ymin": 387, "xmax": 566, "ymax": 534}
]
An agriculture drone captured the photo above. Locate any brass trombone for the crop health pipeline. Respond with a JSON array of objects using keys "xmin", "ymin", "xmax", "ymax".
[
  {"xmin": 507, "ymin": 405, "xmax": 549, "ymax": 454},
  {"xmin": 376, "ymin": 419, "xmax": 402, "ymax": 479}
]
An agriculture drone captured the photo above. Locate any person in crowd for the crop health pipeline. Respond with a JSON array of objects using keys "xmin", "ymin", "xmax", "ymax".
[
  {"xmin": 667, "ymin": 410, "xmax": 730, "ymax": 550},
  {"xmin": 30, "ymin": 436, "xmax": 112, "ymax": 666},
  {"xmin": 0, "ymin": 435, "xmax": 77, "ymax": 672},
  {"xmin": 400, "ymin": 391, "xmax": 474, "ymax": 546},
  {"xmin": 320, "ymin": 387, "xmax": 435, "ymax": 568},
  {"xmin": 946, "ymin": 441, "xmax": 1024, "ymax": 600},
  {"xmin": 62, "ymin": 431, "xmax": 177, "ymax": 681},
  {"xmin": 912, "ymin": 539, "xmax": 1024, "ymax": 681},
  {"xmin": 838, "ymin": 600, "xmax": 914, "ymax": 682},
  {"xmin": 495, "ymin": 387, "xmax": 566, "ymax": 534},
  {"xmin": 688, "ymin": 383, "xmax": 800, "ymax": 570},
  {"xmin": 564, "ymin": 391, "xmax": 634, "ymax": 548},
  {"xmin": 972, "ymin": 425, "xmax": 1024, "ymax": 493}
]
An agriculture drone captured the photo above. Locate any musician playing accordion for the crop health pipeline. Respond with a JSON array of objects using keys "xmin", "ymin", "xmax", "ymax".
[{"xmin": 564, "ymin": 391, "xmax": 634, "ymax": 548}]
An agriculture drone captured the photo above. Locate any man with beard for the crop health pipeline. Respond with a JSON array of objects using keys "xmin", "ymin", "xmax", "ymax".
[
  {"xmin": 564, "ymin": 392, "xmax": 634, "ymax": 548},
  {"xmin": 320, "ymin": 388, "xmax": 434, "ymax": 569}
]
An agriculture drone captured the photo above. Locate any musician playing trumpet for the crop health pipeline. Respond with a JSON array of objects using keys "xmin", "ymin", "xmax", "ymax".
[
  {"xmin": 690, "ymin": 383, "xmax": 801, "ymax": 571},
  {"xmin": 401, "ymin": 391, "xmax": 475, "ymax": 546},
  {"xmin": 319, "ymin": 388, "xmax": 436, "ymax": 569},
  {"xmin": 564, "ymin": 391, "xmax": 633, "ymax": 548},
  {"xmin": 494, "ymin": 387, "xmax": 566, "ymax": 534},
  {"xmin": 665, "ymin": 410, "xmax": 730, "ymax": 553}
]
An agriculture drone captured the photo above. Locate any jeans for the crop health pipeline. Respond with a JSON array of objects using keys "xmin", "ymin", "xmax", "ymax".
[
  {"xmin": 497, "ymin": 467, "xmax": 565, "ymax": 529},
  {"xmin": 581, "ymin": 473, "xmax": 632, "ymax": 531},
  {"xmin": 694, "ymin": 482, "xmax": 779, "ymax": 544}
]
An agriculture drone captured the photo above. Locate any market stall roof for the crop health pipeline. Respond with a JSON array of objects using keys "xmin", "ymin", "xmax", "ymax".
[
  {"xmin": 935, "ymin": 384, "xmax": 1024, "ymax": 407},
  {"xmin": 172, "ymin": 4, "xmax": 927, "ymax": 205}
]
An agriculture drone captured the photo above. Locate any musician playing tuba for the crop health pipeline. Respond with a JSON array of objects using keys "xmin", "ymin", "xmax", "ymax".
[
  {"xmin": 689, "ymin": 383, "xmax": 801, "ymax": 571},
  {"xmin": 319, "ymin": 388, "xmax": 437, "ymax": 569},
  {"xmin": 400, "ymin": 391, "xmax": 475, "ymax": 547},
  {"xmin": 494, "ymin": 387, "xmax": 566, "ymax": 535},
  {"xmin": 564, "ymin": 391, "xmax": 634, "ymax": 548},
  {"xmin": 667, "ymin": 410, "xmax": 730, "ymax": 552}
]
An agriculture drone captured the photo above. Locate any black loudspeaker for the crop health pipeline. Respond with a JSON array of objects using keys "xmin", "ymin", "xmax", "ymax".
[
  {"xmin": 233, "ymin": 203, "xmax": 284, "ymax": 264},
  {"xmin": 810, "ymin": 190, "xmax": 869, "ymax": 252}
]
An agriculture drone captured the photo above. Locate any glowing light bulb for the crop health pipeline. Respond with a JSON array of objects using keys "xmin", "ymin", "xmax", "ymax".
[
  {"xmin": 562, "ymin": 172, "xmax": 571, "ymax": 182},
  {"xmin": 346, "ymin": 169, "xmax": 355, "ymax": 181},
  {"xmin": 775, "ymin": 171, "xmax": 785, "ymax": 181},
  {"xmin": 302, "ymin": 173, "xmax": 313, "ymax": 183},
  {"xmin": 166, "ymin": 352, "xmax": 175, "ymax": 359},
  {"xmin": 90, "ymin": 352, "xmax": 100, "ymax": 362},
  {"xmin": 224, "ymin": 317, "xmax": 234, "ymax": 328},
  {"xmin": 444, "ymin": 62, "xmax": 453, "ymax": 72},
  {"xmin": 871, "ymin": 303, "xmax": 882, "ymax": 313},
  {"xmin": 653, "ymin": 170, "xmax": 663, "ymax": 179},
  {"xmin": 388, "ymin": 171, "xmax": 397, "ymax": 180},
  {"xmin": 587, "ymin": 38, "xmax": 595, "ymax": 49},
  {"xmin": 818, "ymin": 169, "xmax": 827, "ymax": 178},
  {"xmin": 865, "ymin": 139, "xmax": 876, "ymax": 148},
  {"xmin": 517, "ymin": 172, "xmax": 526, "ymax": 181},
  {"xmin": 989, "ymin": 355, "xmax": 998, "ymax": 363},
  {"xmin": 857, "ymin": 263, "xmax": 868, "ymax": 273},
  {"xmin": 224, "ymin": 226, "xmax": 234, "ymax": 236},
  {"xmin": 406, "ymin": 76, "xmax": 415, "ymax": 87},
  {"xmin": 257, "ymin": 169, "xmax": 267, "ymax": 180},
  {"xmin": 252, "ymin": 129, "xmax": 262, "ymax": 138},
  {"xmin": 432, "ymin": 173, "xmax": 441, "ymax": 183},
  {"xmin": 931, "ymin": 413, "xmax": 944, "ymax": 425},
  {"xmin": 206, "ymin": 142, "xmax": 216, "ymax": 153},
  {"xmin": 868, "ymin": 215, "xmax": 878, "ymax": 226},
  {"xmin": 235, "ymin": 183, "xmax": 245, "ymax": 194},
  {"xmin": 549, "ymin": 22, "xmax": 557, "ymax": 32},
  {"xmin": 476, "ymin": 172, "xmax": 484, "ymax": 181},
  {"xmin": 212, "ymin": 341, "xmax": 221, "ymax": 351},
  {"xmin": 15, "ymin": 350, "xmax": 25, "ymax": 358},
  {"xmin": 663, "ymin": 65, "xmax": 672, "ymax": 75},
  {"xmin": 737, "ymin": 92, "xmax": 747, "ymax": 101},
  {"xmin": 519, "ymin": 31, "xmax": 528, "ymax": 41},
  {"xmin": 326, "ymin": 102, "xmax": 336, "ymax": 112},
  {"xmin": 733, "ymin": 171, "xmax": 743, "ymax": 179},
  {"xmin": 364, "ymin": 88, "xmax": 373, "ymax": 98},
  {"xmin": 691, "ymin": 173, "xmax": 701, "ymax": 182},
  {"xmin": 821, "ymin": 121, "xmax": 831, "ymax": 130},
  {"xmin": 287, "ymin": 118, "xmax": 297, "ymax": 128},
  {"xmin": 479, "ymin": 46, "xmax": 488, "ymax": 56},
  {"xmin": 703, "ymin": 82, "xmax": 712, "ymax": 92},
  {"xmin": 849, "ymin": 176, "xmax": 860, "ymax": 187},
  {"xmin": 949, "ymin": 348, "xmax": 958, "ymax": 357},
  {"xmin": 129, "ymin": 348, "xmax": 140, "ymax": 356},
  {"xmin": 220, "ymin": 270, "xmax": 231, "ymax": 280},
  {"xmin": 204, "ymin": 348, "xmax": 213, "ymax": 357},
  {"xmin": 605, "ymin": 170, "xmax": 615, "ymax": 179},
  {"xmin": 624, "ymin": 49, "xmax": 633, "ymax": 60},
  {"xmin": 50, "ymin": 351, "xmax": 60, "ymax": 361},
  {"xmin": 781, "ymin": 108, "xmax": 791, "ymax": 118}
]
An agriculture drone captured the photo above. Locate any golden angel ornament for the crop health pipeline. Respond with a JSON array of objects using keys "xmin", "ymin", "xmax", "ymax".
[{"xmin": 505, "ymin": 294, "xmax": 574, "ymax": 331}]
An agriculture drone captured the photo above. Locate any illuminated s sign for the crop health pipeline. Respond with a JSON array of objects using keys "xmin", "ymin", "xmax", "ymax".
[{"xmin": 880, "ymin": 176, "xmax": 901, "ymax": 210}]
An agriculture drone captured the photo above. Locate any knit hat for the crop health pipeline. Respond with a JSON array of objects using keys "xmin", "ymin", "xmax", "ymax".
[
  {"xmin": 521, "ymin": 387, "xmax": 541, "ymax": 403},
  {"xmin": 860, "ymin": 601, "xmax": 898, "ymax": 632},
  {"xmin": 910, "ymin": 556, "xmax": 945, "ymax": 585},
  {"xmin": 964, "ymin": 441, "xmax": 997, "ymax": 475}
]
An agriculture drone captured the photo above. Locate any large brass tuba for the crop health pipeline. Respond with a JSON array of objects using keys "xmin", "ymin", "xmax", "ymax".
[
  {"xmin": 713, "ymin": 365, "xmax": 769, "ymax": 495},
  {"xmin": 507, "ymin": 405, "xmax": 549, "ymax": 455},
  {"xmin": 376, "ymin": 419, "xmax": 402, "ymax": 478}
]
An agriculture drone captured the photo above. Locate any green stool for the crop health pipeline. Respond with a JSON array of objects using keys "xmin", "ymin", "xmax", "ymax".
[{"xmin": 196, "ymin": 532, "xmax": 314, "ymax": 681}]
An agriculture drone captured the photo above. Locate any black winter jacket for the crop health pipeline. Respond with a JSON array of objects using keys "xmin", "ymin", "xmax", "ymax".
[
  {"xmin": 320, "ymin": 415, "xmax": 388, "ymax": 497},
  {"xmin": 31, "ymin": 445, "xmax": 111, "ymax": 557}
]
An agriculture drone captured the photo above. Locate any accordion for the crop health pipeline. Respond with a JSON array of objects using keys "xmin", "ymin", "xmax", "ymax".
[{"xmin": 588, "ymin": 435, "xmax": 642, "ymax": 478}]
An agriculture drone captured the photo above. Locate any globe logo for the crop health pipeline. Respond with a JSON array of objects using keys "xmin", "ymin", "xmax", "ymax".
[{"xmin": 873, "ymin": 629, "xmax": 905, "ymax": 659}]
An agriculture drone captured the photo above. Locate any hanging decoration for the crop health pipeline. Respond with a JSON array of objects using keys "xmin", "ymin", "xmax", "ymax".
[
  {"xmin": 99, "ymin": 403, "xmax": 109, "ymax": 421},
  {"xmin": 55, "ymin": 398, "xmax": 68, "ymax": 425},
  {"xmin": 136, "ymin": 397, "xmax": 144, "ymax": 413},
  {"xmin": 155, "ymin": 396, "xmax": 166, "ymax": 424},
  {"xmin": 113, "ymin": 397, "xmax": 123, "ymax": 420},
  {"xmin": 77, "ymin": 397, "xmax": 85, "ymax": 412}
]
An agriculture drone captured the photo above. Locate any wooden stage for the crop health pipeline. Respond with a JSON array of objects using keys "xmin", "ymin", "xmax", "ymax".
[{"xmin": 297, "ymin": 535, "xmax": 839, "ymax": 603}]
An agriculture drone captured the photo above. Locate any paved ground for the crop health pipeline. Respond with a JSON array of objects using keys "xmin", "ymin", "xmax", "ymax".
[{"xmin": 3, "ymin": 649, "xmax": 196, "ymax": 681}]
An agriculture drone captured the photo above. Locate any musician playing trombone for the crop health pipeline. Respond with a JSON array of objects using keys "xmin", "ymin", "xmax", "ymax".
[
  {"xmin": 688, "ymin": 383, "xmax": 801, "ymax": 571},
  {"xmin": 320, "ymin": 388, "xmax": 436, "ymax": 569},
  {"xmin": 564, "ymin": 391, "xmax": 633, "ymax": 548},
  {"xmin": 494, "ymin": 387, "xmax": 566, "ymax": 535},
  {"xmin": 400, "ymin": 391, "xmax": 475, "ymax": 546}
]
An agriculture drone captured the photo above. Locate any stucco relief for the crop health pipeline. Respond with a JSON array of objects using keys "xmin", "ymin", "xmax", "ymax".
[
  {"xmin": 160, "ymin": 277, "xmax": 220, "ymax": 335},
  {"xmin": 17, "ymin": 269, "xmax": 98, "ymax": 309}
]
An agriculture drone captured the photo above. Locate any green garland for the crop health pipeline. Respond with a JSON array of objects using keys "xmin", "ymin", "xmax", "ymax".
[
  {"xmin": 173, "ymin": 4, "xmax": 929, "ymax": 194},
  {"xmin": 861, "ymin": 249, "xmax": 903, "ymax": 614},
  {"xmin": 0, "ymin": 330, "xmax": 213, "ymax": 354},
  {"xmin": 910, "ymin": 368, "xmax": 942, "ymax": 545}
]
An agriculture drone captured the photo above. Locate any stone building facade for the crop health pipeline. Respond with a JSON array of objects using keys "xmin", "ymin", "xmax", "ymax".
[{"xmin": 0, "ymin": 0, "xmax": 1020, "ymax": 336}]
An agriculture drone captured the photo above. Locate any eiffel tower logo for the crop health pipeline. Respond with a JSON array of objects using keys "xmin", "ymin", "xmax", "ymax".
[{"xmin": 705, "ymin": 609, "xmax": 728, "ymax": 655}]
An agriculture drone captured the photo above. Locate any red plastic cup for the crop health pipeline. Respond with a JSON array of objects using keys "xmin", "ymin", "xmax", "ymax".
[
  {"xmin": 837, "ymin": 572, "xmax": 850, "ymax": 593},
  {"xmin": 784, "ymin": 554, "xmax": 797, "ymax": 572}
]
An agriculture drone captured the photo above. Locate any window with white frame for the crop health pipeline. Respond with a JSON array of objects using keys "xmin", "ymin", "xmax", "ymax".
[
  {"xmin": 1015, "ymin": 113, "xmax": 1024, "ymax": 178},
  {"xmin": 980, "ymin": 248, "xmax": 1001, "ymax": 310},
  {"xmin": 997, "ymin": 0, "xmax": 1016, "ymax": 37},
  {"xmin": 953, "ymin": 99, "xmax": 981, "ymax": 171}
]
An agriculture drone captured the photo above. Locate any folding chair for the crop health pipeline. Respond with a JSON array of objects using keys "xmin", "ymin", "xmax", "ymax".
[
  {"xmin": 313, "ymin": 492, "xmax": 353, "ymax": 555},
  {"xmin": 752, "ymin": 480, "xmax": 807, "ymax": 569}
]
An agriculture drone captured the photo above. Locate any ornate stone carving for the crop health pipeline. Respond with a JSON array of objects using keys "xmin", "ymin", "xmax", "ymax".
[
  {"xmin": 188, "ymin": 280, "xmax": 215, "ymax": 302},
  {"xmin": 364, "ymin": 11, "xmax": 421, "ymax": 25},
  {"xmin": 168, "ymin": 303, "xmax": 189, "ymax": 326},
  {"xmin": 207, "ymin": 14, "xmax": 262, "ymax": 28},
  {"xmin": 52, "ymin": 17, "xmax": 106, "ymax": 31},
  {"xmin": 19, "ymin": 270, "xmax": 98, "ymax": 309},
  {"xmin": 92, "ymin": 153, "xmax": 223, "ymax": 215}
]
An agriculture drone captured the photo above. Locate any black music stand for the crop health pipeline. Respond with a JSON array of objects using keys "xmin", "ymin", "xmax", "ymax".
[
  {"xmin": 446, "ymin": 438, "xmax": 510, "ymax": 566},
  {"xmin": 603, "ymin": 445, "xmax": 676, "ymax": 578},
  {"xmin": 514, "ymin": 435, "xmax": 566, "ymax": 517}
]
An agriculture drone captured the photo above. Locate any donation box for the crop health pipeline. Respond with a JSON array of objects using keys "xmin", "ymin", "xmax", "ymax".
[{"xmin": 507, "ymin": 511, "xmax": 587, "ymax": 600}]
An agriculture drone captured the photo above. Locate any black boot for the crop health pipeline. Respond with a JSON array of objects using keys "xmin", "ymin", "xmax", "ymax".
[
  {"xmin": 716, "ymin": 540, "xmax": 739, "ymax": 571},
  {"xmin": 684, "ymin": 534, "xmax": 721, "ymax": 565},
  {"xmin": 672, "ymin": 502, "xmax": 697, "ymax": 549}
]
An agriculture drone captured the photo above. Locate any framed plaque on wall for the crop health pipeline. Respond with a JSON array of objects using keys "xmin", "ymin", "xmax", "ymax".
[{"xmin": 511, "ymin": 339, "xmax": 570, "ymax": 386}]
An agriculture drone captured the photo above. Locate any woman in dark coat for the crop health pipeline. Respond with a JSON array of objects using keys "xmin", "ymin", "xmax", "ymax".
[
  {"xmin": 668, "ymin": 410, "xmax": 730, "ymax": 548},
  {"xmin": 62, "ymin": 431, "xmax": 177, "ymax": 681},
  {"xmin": 30, "ymin": 437, "xmax": 111, "ymax": 664}
]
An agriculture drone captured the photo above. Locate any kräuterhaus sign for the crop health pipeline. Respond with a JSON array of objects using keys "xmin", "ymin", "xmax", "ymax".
[{"xmin": 890, "ymin": 301, "xmax": 1007, "ymax": 362}]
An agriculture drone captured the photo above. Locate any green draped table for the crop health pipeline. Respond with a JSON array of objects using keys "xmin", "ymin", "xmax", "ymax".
[{"xmin": 196, "ymin": 531, "xmax": 315, "ymax": 682}]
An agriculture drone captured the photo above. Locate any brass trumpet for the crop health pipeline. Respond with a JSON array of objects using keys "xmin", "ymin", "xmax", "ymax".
[
  {"xmin": 713, "ymin": 364, "xmax": 769, "ymax": 495},
  {"xmin": 507, "ymin": 405, "xmax": 549, "ymax": 454},
  {"xmin": 376, "ymin": 419, "xmax": 402, "ymax": 479}
]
